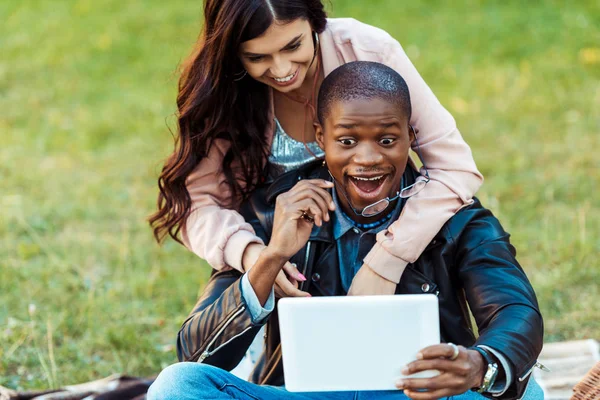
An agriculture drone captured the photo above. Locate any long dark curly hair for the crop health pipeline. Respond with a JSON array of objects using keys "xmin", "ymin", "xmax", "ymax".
[{"xmin": 150, "ymin": 0, "xmax": 328, "ymax": 244}]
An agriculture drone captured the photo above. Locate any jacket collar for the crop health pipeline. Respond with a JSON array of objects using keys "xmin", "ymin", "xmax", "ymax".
[{"xmin": 265, "ymin": 161, "xmax": 418, "ymax": 244}]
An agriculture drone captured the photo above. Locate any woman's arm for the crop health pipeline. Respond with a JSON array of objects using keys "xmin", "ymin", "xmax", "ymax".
[
  {"xmin": 354, "ymin": 36, "xmax": 484, "ymax": 289},
  {"xmin": 182, "ymin": 138, "xmax": 265, "ymax": 272}
]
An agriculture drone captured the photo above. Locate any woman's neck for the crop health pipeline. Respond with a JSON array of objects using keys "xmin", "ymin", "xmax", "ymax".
[{"xmin": 291, "ymin": 53, "xmax": 324, "ymax": 100}]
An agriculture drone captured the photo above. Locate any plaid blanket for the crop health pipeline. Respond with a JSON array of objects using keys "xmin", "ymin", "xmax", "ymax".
[{"xmin": 0, "ymin": 374, "xmax": 154, "ymax": 400}]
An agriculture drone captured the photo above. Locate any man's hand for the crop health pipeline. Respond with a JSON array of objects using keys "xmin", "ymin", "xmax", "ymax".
[
  {"xmin": 348, "ymin": 263, "xmax": 397, "ymax": 296},
  {"xmin": 395, "ymin": 344, "xmax": 486, "ymax": 400},
  {"xmin": 267, "ymin": 179, "xmax": 334, "ymax": 259}
]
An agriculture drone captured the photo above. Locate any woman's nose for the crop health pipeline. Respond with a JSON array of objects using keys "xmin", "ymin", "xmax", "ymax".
[{"xmin": 269, "ymin": 56, "xmax": 292, "ymax": 78}]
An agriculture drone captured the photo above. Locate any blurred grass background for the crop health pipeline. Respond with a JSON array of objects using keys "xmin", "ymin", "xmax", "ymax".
[{"xmin": 1, "ymin": 0, "xmax": 598, "ymax": 391}]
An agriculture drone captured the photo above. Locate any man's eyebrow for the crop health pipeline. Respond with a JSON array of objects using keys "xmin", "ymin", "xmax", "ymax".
[
  {"xmin": 379, "ymin": 121, "xmax": 401, "ymax": 128},
  {"xmin": 334, "ymin": 123, "xmax": 357, "ymax": 129},
  {"xmin": 241, "ymin": 34, "xmax": 303, "ymax": 56}
]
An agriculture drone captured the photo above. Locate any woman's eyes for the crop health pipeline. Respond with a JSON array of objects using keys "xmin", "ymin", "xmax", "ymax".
[
  {"xmin": 287, "ymin": 42, "xmax": 301, "ymax": 51},
  {"xmin": 246, "ymin": 43, "xmax": 301, "ymax": 63},
  {"xmin": 247, "ymin": 55, "xmax": 264, "ymax": 63}
]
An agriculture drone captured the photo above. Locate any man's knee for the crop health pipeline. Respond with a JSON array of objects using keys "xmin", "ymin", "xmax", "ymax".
[{"xmin": 148, "ymin": 362, "xmax": 225, "ymax": 400}]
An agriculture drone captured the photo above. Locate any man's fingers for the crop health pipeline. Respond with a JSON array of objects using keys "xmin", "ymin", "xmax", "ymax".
[
  {"xmin": 403, "ymin": 359, "xmax": 470, "ymax": 376},
  {"xmin": 417, "ymin": 344, "xmax": 466, "ymax": 360},
  {"xmin": 292, "ymin": 180, "xmax": 335, "ymax": 210},
  {"xmin": 290, "ymin": 199, "xmax": 326, "ymax": 226},
  {"xmin": 397, "ymin": 373, "xmax": 454, "ymax": 391},
  {"xmin": 285, "ymin": 188, "xmax": 333, "ymax": 224},
  {"xmin": 400, "ymin": 388, "xmax": 454, "ymax": 400}
]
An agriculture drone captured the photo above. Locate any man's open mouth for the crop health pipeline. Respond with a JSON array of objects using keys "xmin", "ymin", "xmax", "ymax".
[{"xmin": 347, "ymin": 174, "xmax": 389, "ymax": 200}]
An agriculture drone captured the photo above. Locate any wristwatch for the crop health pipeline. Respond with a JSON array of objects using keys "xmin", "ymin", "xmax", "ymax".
[{"xmin": 470, "ymin": 346, "xmax": 499, "ymax": 393}]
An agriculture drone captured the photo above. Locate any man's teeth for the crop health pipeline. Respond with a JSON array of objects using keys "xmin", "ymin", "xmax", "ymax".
[
  {"xmin": 274, "ymin": 73, "xmax": 295, "ymax": 82},
  {"xmin": 352, "ymin": 175, "xmax": 384, "ymax": 181}
]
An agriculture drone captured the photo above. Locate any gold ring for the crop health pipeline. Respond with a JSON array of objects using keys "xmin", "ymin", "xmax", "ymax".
[{"xmin": 448, "ymin": 342, "xmax": 459, "ymax": 361}]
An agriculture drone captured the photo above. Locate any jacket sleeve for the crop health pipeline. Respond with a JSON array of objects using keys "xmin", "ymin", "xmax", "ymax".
[
  {"xmin": 182, "ymin": 137, "xmax": 264, "ymax": 272},
  {"xmin": 363, "ymin": 37, "xmax": 484, "ymax": 283},
  {"xmin": 454, "ymin": 205, "xmax": 543, "ymax": 398},
  {"xmin": 176, "ymin": 269, "xmax": 264, "ymax": 370}
]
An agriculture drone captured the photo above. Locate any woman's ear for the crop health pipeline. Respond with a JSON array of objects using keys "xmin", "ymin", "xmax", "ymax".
[{"xmin": 315, "ymin": 122, "xmax": 325, "ymax": 150}]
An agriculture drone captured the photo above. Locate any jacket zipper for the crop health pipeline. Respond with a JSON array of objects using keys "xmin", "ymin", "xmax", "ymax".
[
  {"xmin": 197, "ymin": 305, "xmax": 249, "ymax": 362},
  {"xmin": 518, "ymin": 360, "xmax": 550, "ymax": 382},
  {"xmin": 302, "ymin": 241, "xmax": 312, "ymax": 275}
]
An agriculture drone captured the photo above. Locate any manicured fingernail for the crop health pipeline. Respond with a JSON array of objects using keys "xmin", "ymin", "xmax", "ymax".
[
  {"xmin": 297, "ymin": 273, "xmax": 307, "ymax": 281},
  {"xmin": 395, "ymin": 379, "xmax": 404, "ymax": 388},
  {"xmin": 416, "ymin": 352, "xmax": 423, "ymax": 359},
  {"xmin": 401, "ymin": 366, "xmax": 409, "ymax": 375},
  {"xmin": 330, "ymin": 201, "xmax": 335, "ymax": 209}
]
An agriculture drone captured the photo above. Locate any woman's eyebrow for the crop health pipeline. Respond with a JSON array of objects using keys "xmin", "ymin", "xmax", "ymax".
[{"xmin": 242, "ymin": 34, "xmax": 304, "ymax": 57}]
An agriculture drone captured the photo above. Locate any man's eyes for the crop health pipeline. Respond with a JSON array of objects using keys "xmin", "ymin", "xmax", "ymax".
[
  {"xmin": 379, "ymin": 138, "xmax": 396, "ymax": 145},
  {"xmin": 339, "ymin": 138, "xmax": 356, "ymax": 146}
]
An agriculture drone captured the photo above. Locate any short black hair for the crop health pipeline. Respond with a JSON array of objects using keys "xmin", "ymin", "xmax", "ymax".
[{"xmin": 317, "ymin": 61, "xmax": 412, "ymax": 125}]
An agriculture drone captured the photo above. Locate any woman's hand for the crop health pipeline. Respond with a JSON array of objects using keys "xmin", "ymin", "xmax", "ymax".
[
  {"xmin": 395, "ymin": 344, "xmax": 486, "ymax": 400},
  {"xmin": 244, "ymin": 246, "xmax": 310, "ymax": 297},
  {"xmin": 274, "ymin": 262, "xmax": 311, "ymax": 298}
]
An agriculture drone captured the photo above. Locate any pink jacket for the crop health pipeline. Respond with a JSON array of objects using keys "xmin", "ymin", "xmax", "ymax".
[{"xmin": 182, "ymin": 18, "xmax": 483, "ymax": 282}]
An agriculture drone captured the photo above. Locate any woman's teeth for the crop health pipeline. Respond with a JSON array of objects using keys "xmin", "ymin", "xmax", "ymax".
[{"xmin": 274, "ymin": 73, "xmax": 295, "ymax": 82}]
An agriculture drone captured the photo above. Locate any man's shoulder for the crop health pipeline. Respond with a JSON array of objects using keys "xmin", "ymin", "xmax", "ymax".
[{"xmin": 442, "ymin": 199, "xmax": 512, "ymax": 255}]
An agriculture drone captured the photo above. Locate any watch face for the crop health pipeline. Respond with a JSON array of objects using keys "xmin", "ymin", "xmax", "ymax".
[{"xmin": 479, "ymin": 363, "xmax": 499, "ymax": 393}]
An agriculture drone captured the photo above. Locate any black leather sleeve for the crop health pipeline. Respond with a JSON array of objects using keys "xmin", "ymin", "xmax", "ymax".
[
  {"xmin": 452, "ymin": 202, "xmax": 544, "ymax": 399},
  {"xmin": 176, "ymin": 269, "xmax": 264, "ymax": 370}
]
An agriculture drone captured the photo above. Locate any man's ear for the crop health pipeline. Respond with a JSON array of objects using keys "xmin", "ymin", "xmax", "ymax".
[
  {"xmin": 408, "ymin": 124, "xmax": 416, "ymax": 142},
  {"xmin": 314, "ymin": 122, "xmax": 325, "ymax": 150}
]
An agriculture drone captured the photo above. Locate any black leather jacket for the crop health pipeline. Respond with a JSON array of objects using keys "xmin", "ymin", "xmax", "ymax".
[{"xmin": 176, "ymin": 161, "xmax": 544, "ymax": 400}]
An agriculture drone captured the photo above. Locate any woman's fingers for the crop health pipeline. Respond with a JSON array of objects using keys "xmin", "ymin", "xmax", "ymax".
[
  {"xmin": 282, "ymin": 262, "xmax": 307, "ymax": 282},
  {"xmin": 274, "ymin": 270, "xmax": 310, "ymax": 298}
]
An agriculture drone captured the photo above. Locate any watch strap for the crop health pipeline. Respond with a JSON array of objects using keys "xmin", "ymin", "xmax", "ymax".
[{"xmin": 470, "ymin": 346, "xmax": 499, "ymax": 393}]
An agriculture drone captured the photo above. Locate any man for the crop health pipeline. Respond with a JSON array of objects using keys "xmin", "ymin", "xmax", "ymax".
[{"xmin": 149, "ymin": 62, "xmax": 544, "ymax": 400}]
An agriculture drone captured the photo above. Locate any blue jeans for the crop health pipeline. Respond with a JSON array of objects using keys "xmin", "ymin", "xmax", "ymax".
[{"xmin": 148, "ymin": 362, "xmax": 544, "ymax": 400}]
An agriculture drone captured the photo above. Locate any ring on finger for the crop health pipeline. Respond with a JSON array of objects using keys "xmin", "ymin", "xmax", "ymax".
[
  {"xmin": 300, "ymin": 210, "xmax": 314, "ymax": 222},
  {"xmin": 447, "ymin": 342, "xmax": 459, "ymax": 361}
]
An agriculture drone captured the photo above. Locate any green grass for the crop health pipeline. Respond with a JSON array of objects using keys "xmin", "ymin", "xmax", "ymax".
[{"xmin": 1, "ymin": 0, "xmax": 599, "ymax": 391}]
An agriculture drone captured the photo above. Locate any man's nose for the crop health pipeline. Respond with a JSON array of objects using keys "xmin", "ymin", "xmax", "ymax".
[{"xmin": 353, "ymin": 143, "xmax": 384, "ymax": 166}]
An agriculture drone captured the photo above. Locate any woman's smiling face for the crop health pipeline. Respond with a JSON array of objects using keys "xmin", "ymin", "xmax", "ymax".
[
  {"xmin": 239, "ymin": 19, "xmax": 316, "ymax": 93},
  {"xmin": 316, "ymin": 97, "xmax": 413, "ymax": 222}
]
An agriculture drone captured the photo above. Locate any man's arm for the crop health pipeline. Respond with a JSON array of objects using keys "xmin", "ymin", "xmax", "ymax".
[{"xmin": 455, "ymin": 204, "xmax": 543, "ymax": 397}]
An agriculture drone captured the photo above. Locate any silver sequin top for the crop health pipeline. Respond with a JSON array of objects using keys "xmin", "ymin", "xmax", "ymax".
[{"xmin": 268, "ymin": 118, "xmax": 324, "ymax": 178}]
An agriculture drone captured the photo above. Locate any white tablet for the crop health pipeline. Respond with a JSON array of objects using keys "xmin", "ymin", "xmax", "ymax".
[{"xmin": 278, "ymin": 294, "xmax": 440, "ymax": 392}]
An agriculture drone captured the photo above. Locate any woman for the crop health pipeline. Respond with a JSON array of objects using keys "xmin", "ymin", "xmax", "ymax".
[{"xmin": 149, "ymin": 0, "xmax": 483, "ymax": 296}]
